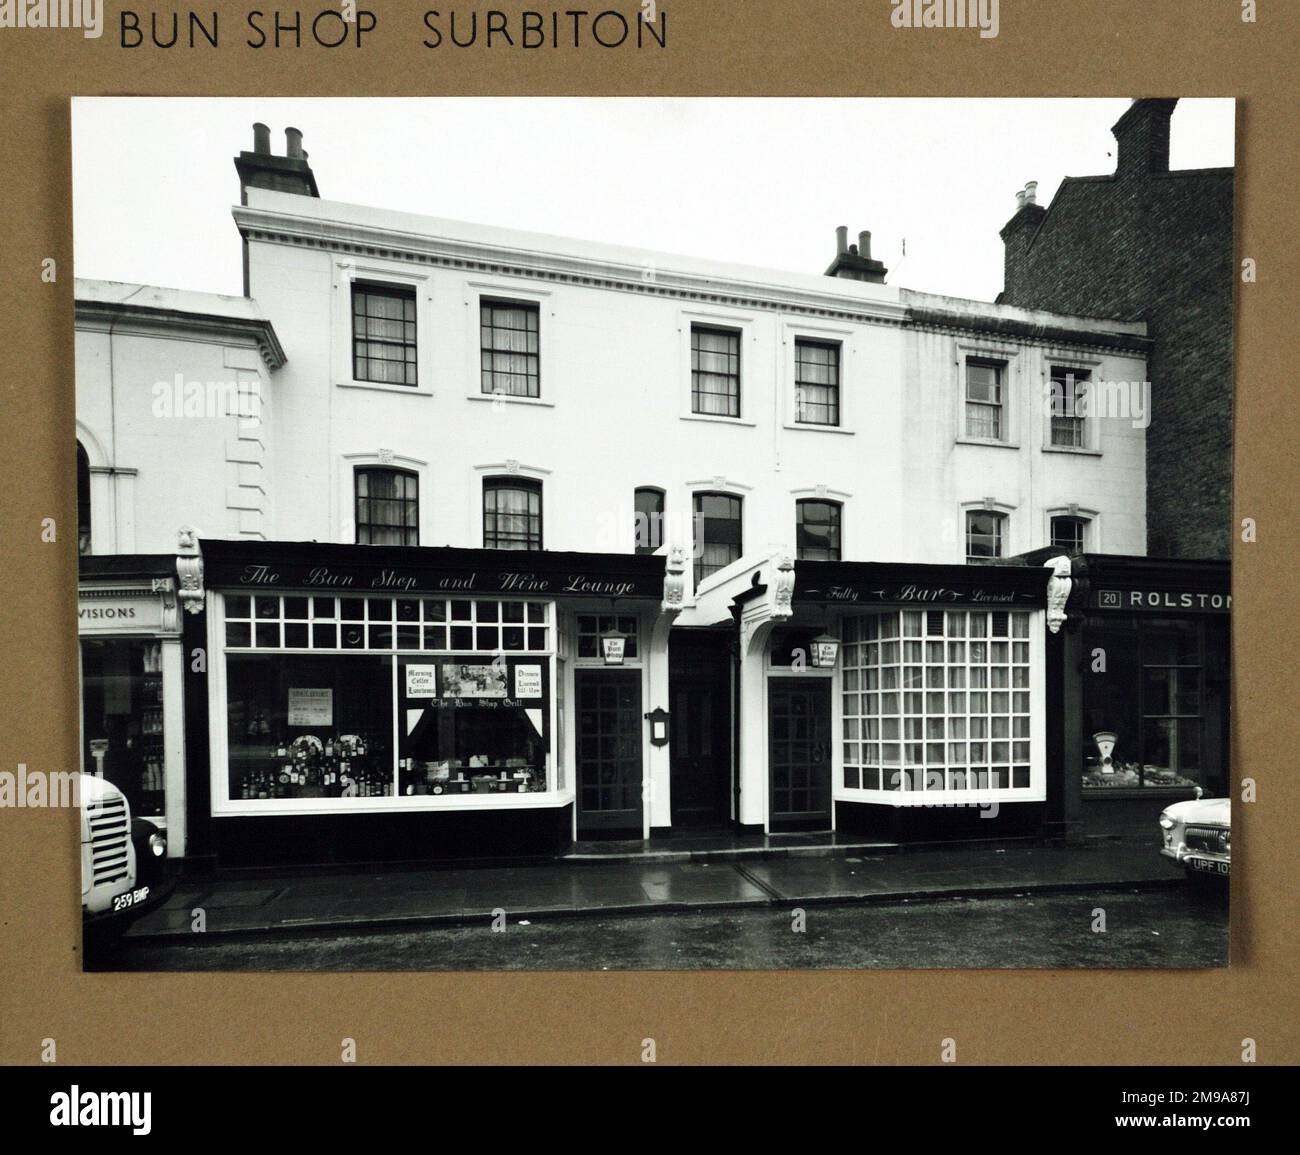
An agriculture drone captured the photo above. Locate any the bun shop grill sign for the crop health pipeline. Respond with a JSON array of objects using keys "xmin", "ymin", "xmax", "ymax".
[{"xmin": 199, "ymin": 540, "xmax": 667, "ymax": 602}]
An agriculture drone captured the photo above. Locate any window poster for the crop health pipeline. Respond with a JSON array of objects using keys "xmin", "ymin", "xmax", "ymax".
[
  {"xmin": 514, "ymin": 664, "xmax": 543, "ymax": 699},
  {"xmin": 441, "ymin": 663, "xmax": 507, "ymax": 699},
  {"xmin": 287, "ymin": 687, "xmax": 333, "ymax": 727},
  {"xmin": 405, "ymin": 665, "xmax": 438, "ymax": 699}
]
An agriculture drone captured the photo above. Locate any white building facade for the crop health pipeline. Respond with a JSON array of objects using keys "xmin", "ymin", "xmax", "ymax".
[{"xmin": 75, "ymin": 128, "xmax": 1154, "ymax": 866}]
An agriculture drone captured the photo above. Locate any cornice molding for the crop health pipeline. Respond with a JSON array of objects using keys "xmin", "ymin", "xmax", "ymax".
[
  {"xmin": 233, "ymin": 205, "xmax": 912, "ymax": 327},
  {"xmin": 75, "ymin": 299, "xmax": 288, "ymax": 370}
]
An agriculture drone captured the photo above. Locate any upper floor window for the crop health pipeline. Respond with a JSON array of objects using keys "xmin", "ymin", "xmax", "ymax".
[
  {"xmin": 794, "ymin": 339, "xmax": 841, "ymax": 426},
  {"xmin": 693, "ymin": 492, "xmax": 742, "ymax": 585},
  {"xmin": 966, "ymin": 509, "xmax": 1005, "ymax": 562},
  {"xmin": 484, "ymin": 476, "xmax": 542, "ymax": 550},
  {"xmin": 796, "ymin": 499, "xmax": 842, "ymax": 561},
  {"xmin": 352, "ymin": 283, "xmax": 417, "ymax": 387},
  {"xmin": 965, "ymin": 358, "xmax": 1005, "ymax": 440},
  {"xmin": 481, "ymin": 299, "xmax": 540, "ymax": 398},
  {"xmin": 691, "ymin": 325, "xmax": 741, "ymax": 418},
  {"xmin": 1050, "ymin": 514, "xmax": 1089, "ymax": 554},
  {"xmin": 76, "ymin": 441, "xmax": 91, "ymax": 556},
  {"xmin": 1050, "ymin": 366, "xmax": 1090, "ymax": 448},
  {"xmin": 355, "ymin": 467, "xmax": 419, "ymax": 546},
  {"xmin": 634, "ymin": 487, "xmax": 665, "ymax": 555}
]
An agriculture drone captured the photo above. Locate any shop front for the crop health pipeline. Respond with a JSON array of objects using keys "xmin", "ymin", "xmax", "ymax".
[
  {"xmin": 182, "ymin": 538, "xmax": 670, "ymax": 867},
  {"xmin": 77, "ymin": 555, "xmax": 187, "ymax": 854},
  {"xmin": 794, "ymin": 560, "xmax": 1055, "ymax": 840},
  {"xmin": 1065, "ymin": 553, "xmax": 1231, "ymax": 837}
]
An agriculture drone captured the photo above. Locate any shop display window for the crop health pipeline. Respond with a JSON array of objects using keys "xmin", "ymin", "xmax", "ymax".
[
  {"xmin": 397, "ymin": 657, "xmax": 550, "ymax": 796},
  {"xmin": 80, "ymin": 638, "xmax": 166, "ymax": 820},
  {"xmin": 1081, "ymin": 616, "xmax": 1223, "ymax": 791},
  {"xmin": 840, "ymin": 609, "xmax": 1035, "ymax": 797},
  {"xmin": 219, "ymin": 593, "xmax": 556, "ymax": 807},
  {"xmin": 227, "ymin": 654, "xmax": 393, "ymax": 801}
]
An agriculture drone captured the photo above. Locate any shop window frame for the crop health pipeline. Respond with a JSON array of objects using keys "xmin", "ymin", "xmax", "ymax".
[{"xmin": 208, "ymin": 591, "xmax": 569, "ymax": 816}]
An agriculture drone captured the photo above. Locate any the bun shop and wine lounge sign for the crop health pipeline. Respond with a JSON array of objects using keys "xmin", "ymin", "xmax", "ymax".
[{"xmin": 199, "ymin": 539, "xmax": 667, "ymax": 602}]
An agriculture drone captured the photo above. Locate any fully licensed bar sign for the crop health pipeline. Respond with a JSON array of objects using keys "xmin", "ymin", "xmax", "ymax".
[
  {"xmin": 200, "ymin": 540, "xmax": 665, "ymax": 601},
  {"xmin": 795, "ymin": 561, "xmax": 1049, "ymax": 607}
]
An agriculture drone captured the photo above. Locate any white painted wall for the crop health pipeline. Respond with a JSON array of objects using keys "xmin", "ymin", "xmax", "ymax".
[{"xmin": 75, "ymin": 191, "xmax": 1148, "ymax": 569}]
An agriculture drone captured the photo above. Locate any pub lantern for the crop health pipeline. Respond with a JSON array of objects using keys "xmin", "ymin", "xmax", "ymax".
[
  {"xmin": 810, "ymin": 632, "xmax": 841, "ymax": 669},
  {"xmin": 600, "ymin": 626, "xmax": 628, "ymax": 666},
  {"xmin": 645, "ymin": 707, "xmax": 670, "ymax": 747}
]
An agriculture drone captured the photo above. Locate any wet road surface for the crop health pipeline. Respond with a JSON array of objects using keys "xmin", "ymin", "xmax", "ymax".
[{"xmin": 100, "ymin": 884, "xmax": 1228, "ymax": 971}]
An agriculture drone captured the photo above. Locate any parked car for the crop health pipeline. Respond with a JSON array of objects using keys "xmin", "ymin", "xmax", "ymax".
[
  {"xmin": 1159, "ymin": 791, "xmax": 1230, "ymax": 881},
  {"xmin": 81, "ymin": 773, "xmax": 174, "ymax": 954}
]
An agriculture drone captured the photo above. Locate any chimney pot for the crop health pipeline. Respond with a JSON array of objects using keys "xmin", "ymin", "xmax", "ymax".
[
  {"xmin": 285, "ymin": 127, "xmax": 304, "ymax": 160},
  {"xmin": 835, "ymin": 225, "xmax": 849, "ymax": 255},
  {"xmin": 1015, "ymin": 189, "xmax": 1026, "ymax": 209},
  {"xmin": 1024, "ymin": 180, "xmax": 1038, "ymax": 205},
  {"xmin": 858, "ymin": 230, "xmax": 872, "ymax": 259},
  {"xmin": 253, "ymin": 123, "xmax": 271, "ymax": 155}
]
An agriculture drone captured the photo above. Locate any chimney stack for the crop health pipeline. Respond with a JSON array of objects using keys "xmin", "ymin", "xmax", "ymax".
[
  {"xmin": 234, "ymin": 123, "xmax": 321, "ymax": 294},
  {"xmin": 999, "ymin": 181, "xmax": 1048, "ymax": 300},
  {"xmin": 1112, "ymin": 97, "xmax": 1177, "ymax": 178},
  {"xmin": 825, "ymin": 225, "xmax": 888, "ymax": 284}
]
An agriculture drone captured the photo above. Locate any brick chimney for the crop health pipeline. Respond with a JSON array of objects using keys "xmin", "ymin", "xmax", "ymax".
[
  {"xmin": 999, "ymin": 181, "xmax": 1047, "ymax": 300},
  {"xmin": 234, "ymin": 123, "xmax": 320, "ymax": 204},
  {"xmin": 1112, "ymin": 98, "xmax": 1177, "ymax": 178},
  {"xmin": 824, "ymin": 226, "xmax": 888, "ymax": 283}
]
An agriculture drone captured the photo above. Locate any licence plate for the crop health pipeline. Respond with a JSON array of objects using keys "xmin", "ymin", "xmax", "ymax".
[
  {"xmin": 111, "ymin": 886, "xmax": 151, "ymax": 912},
  {"xmin": 1189, "ymin": 858, "xmax": 1229, "ymax": 876}
]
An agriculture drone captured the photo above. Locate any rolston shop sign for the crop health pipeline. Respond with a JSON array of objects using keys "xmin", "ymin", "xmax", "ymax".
[
  {"xmin": 1093, "ymin": 588, "xmax": 1231, "ymax": 613},
  {"xmin": 199, "ymin": 539, "xmax": 667, "ymax": 601}
]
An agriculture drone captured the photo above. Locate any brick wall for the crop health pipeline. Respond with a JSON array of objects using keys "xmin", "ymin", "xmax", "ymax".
[{"xmin": 999, "ymin": 100, "xmax": 1233, "ymax": 560}]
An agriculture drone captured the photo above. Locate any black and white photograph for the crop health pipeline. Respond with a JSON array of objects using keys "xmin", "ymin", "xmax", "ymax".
[{"xmin": 71, "ymin": 95, "xmax": 1234, "ymax": 972}]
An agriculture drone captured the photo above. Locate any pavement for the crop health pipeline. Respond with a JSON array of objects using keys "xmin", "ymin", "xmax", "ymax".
[{"xmin": 125, "ymin": 836, "xmax": 1184, "ymax": 942}]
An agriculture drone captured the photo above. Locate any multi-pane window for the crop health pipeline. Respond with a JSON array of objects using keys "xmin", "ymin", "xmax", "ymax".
[
  {"xmin": 1050, "ymin": 515, "xmax": 1088, "ymax": 553},
  {"xmin": 965, "ymin": 359, "xmax": 1005, "ymax": 440},
  {"xmin": 480, "ymin": 299, "xmax": 540, "ymax": 398},
  {"xmin": 634, "ymin": 487, "xmax": 665, "ymax": 555},
  {"xmin": 691, "ymin": 325, "xmax": 741, "ymax": 418},
  {"xmin": 352, "ymin": 283, "xmax": 417, "ymax": 386},
  {"xmin": 965, "ymin": 509, "xmax": 1005, "ymax": 562},
  {"xmin": 1050, "ymin": 366, "xmax": 1090, "ymax": 447},
  {"xmin": 795, "ymin": 339, "xmax": 840, "ymax": 426},
  {"xmin": 576, "ymin": 615, "xmax": 640, "ymax": 660},
  {"xmin": 693, "ymin": 492, "xmax": 742, "ymax": 585},
  {"xmin": 223, "ymin": 593, "xmax": 551, "ymax": 654},
  {"xmin": 355, "ymin": 468, "xmax": 419, "ymax": 546},
  {"xmin": 796, "ymin": 499, "xmax": 842, "ymax": 561},
  {"xmin": 840, "ymin": 610, "xmax": 1034, "ymax": 794},
  {"xmin": 483, "ymin": 477, "xmax": 542, "ymax": 550}
]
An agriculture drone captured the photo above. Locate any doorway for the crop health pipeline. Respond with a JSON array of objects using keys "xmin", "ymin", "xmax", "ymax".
[
  {"xmin": 668, "ymin": 630, "xmax": 734, "ymax": 828},
  {"xmin": 575, "ymin": 668, "xmax": 644, "ymax": 836},
  {"xmin": 768, "ymin": 676, "xmax": 833, "ymax": 830}
]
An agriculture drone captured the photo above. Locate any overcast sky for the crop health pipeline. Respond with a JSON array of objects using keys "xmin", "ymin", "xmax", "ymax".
[{"xmin": 71, "ymin": 97, "xmax": 1234, "ymax": 303}]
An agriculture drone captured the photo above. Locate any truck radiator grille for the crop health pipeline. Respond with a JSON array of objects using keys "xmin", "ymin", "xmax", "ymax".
[{"xmin": 87, "ymin": 796, "xmax": 130, "ymax": 886}]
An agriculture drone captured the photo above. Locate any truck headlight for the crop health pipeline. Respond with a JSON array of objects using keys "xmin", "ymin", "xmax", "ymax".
[{"xmin": 148, "ymin": 832, "xmax": 167, "ymax": 857}]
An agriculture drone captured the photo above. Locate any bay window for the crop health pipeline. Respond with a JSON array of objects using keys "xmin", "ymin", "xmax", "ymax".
[{"xmin": 840, "ymin": 609, "xmax": 1039, "ymax": 799}]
